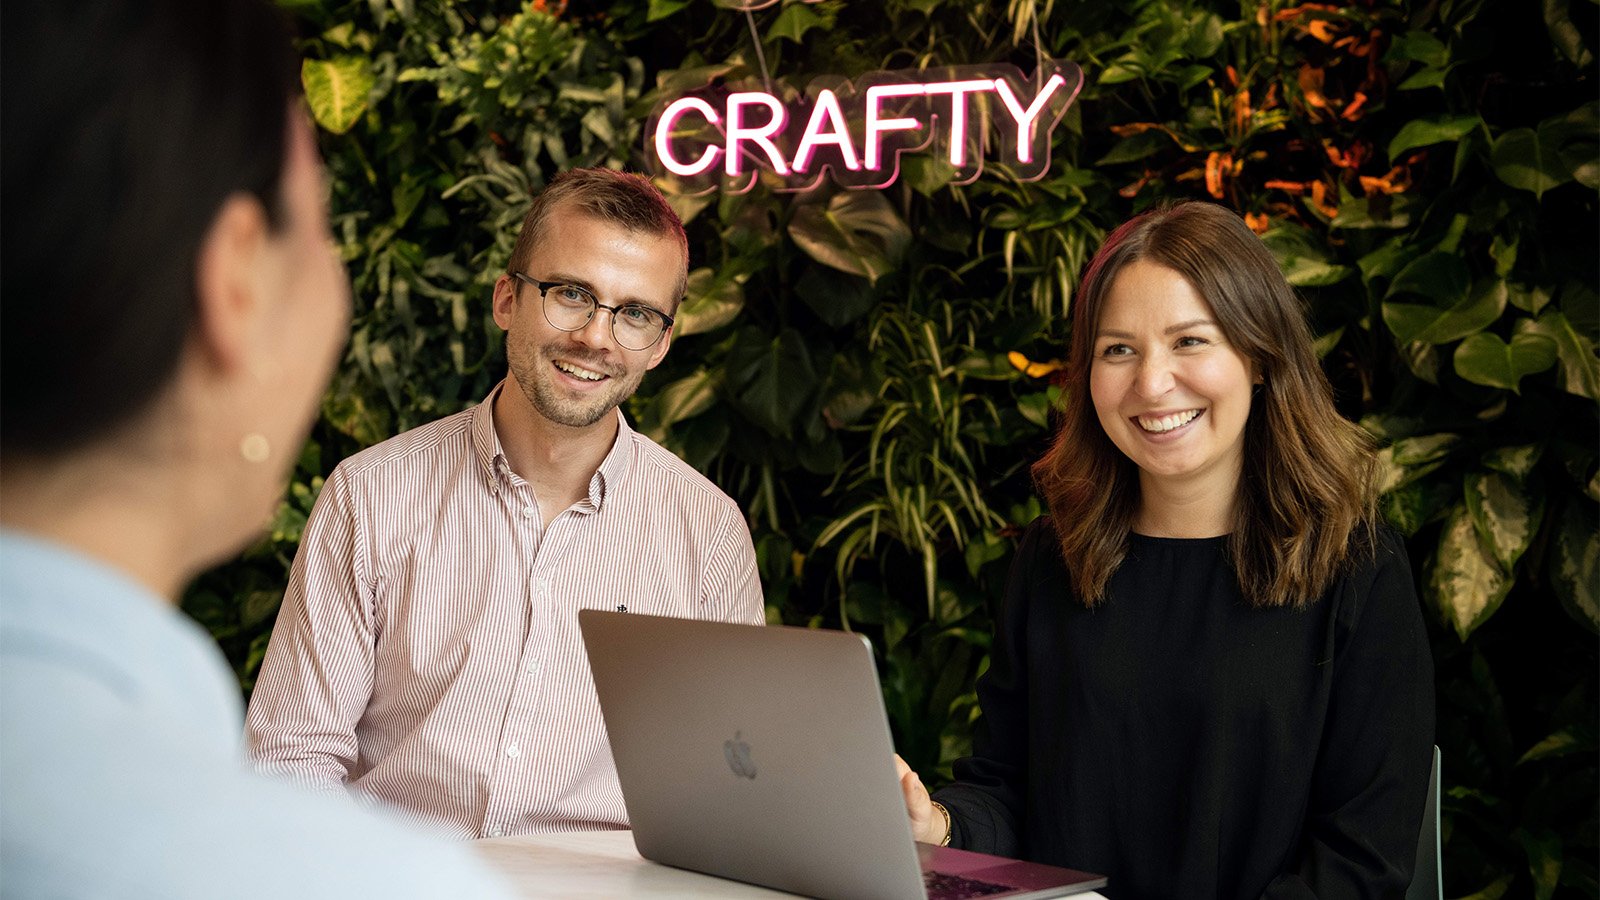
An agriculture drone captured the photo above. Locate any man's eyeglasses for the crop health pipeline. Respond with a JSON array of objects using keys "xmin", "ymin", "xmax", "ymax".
[{"xmin": 511, "ymin": 272, "xmax": 674, "ymax": 351}]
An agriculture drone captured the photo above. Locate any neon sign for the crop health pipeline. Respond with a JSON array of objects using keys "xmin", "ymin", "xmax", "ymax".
[{"xmin": 646, "ymin": 60, "xmax": 1083, "ymax": 193}]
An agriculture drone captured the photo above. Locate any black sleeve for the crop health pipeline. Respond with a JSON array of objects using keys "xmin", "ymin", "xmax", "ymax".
[
  {"xmin": 1262, "ymin": 528, "xmax": 1437, "ymax": 899},
  {"xmin": 931, "ymin": 518, "xmax": 1053, "ymax": 858}
]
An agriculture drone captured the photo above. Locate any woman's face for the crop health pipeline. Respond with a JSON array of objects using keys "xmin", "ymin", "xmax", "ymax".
[{"xmin": 1088, "ymin": 259, "xmax": 1256, "ymax": 508}]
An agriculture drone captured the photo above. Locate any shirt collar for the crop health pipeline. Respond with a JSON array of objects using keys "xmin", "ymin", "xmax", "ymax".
[{"xmin": 470, "ymin": 379, "xmax": 635, "ymax": 511}]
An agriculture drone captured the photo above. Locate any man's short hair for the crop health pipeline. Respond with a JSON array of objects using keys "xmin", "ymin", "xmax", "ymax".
[
  {"xmin": 507, "ymin": 168, "xmax": 689, "ymax": 305},
  {"xmin": 1, "ymin": 0, "xmax": 299, "ymax": 457}
]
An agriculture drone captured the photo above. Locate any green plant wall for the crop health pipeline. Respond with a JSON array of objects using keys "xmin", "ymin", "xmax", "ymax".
[{"xmin": 184, "ymin": 0, "xmax": 1598, "ymax": 895}]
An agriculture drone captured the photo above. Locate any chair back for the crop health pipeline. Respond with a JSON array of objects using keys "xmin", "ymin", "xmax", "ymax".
[{"xmin": 1406, "ymin": 746, "xmax": 1443, "ymax": 900}]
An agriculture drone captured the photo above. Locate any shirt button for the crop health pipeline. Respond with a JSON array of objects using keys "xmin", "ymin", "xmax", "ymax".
[
  {"xmin": 487, "ymin": 827, "xmax": 504, "ymax": 838},
  {"xmin": 505, "ymin": 743, "xmax": 521, "ymax": 759},
  {"xmin": 522, "ymin": 505, "xmax": 535, "ymax": 518},
  {"xmin": 525, "ymin": 662, "xmax": 537, "ymax": 675}
]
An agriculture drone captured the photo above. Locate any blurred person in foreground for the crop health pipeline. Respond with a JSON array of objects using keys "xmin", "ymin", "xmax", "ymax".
[
  {"xmin": 243, "ymin": 168, "xmax": 764, "ymax": 838},
  {"xmin": 0, "ymin": 1, "xmax": 513, "ymax": 895},
  {"xmin": 897, "ymin": 202, "xmax": 1435, "ymax": 898}
]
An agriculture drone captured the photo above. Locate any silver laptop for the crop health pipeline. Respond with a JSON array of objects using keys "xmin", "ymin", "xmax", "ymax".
[{"xmin": 579, "ymin": 610, "xmax": 1107, "ymax": 900}]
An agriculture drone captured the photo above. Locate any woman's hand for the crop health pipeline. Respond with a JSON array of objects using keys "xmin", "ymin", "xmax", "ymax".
[{"xmin": 895, "ymin": 754, "xmax": 948, "ymax": 845}]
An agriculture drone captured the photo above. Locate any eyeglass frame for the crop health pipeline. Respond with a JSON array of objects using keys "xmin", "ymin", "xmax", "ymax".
[{"xmin": 510, "ymin": 271, "xmax": 676, "ymax": 350}]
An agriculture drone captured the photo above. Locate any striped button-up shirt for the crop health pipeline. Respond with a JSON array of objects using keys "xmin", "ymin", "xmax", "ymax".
[{"xmin": 245, "ymin": 382, "xmax": 764, "ymax": 839}]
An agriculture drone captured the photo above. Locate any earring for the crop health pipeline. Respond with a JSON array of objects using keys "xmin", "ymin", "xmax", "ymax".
[{"xmin": 239, "ymin": 433, "xmax": 271, "ymax": 464}]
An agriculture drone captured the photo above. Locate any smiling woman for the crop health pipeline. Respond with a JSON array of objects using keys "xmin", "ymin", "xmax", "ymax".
[{"xmin": 900, "ymin": 201, "xmax": 1436, "ymax": 898}]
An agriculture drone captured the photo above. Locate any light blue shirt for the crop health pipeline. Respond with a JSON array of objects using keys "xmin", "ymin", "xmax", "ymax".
[{"xmin": 0, "ymin": 531, "xmax": 515, "ymax": 898}]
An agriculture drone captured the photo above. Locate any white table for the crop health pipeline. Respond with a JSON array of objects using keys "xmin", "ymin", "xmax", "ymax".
[
  {"xmin": 474, "ymin": 829, "xmax": 793, "ymax": 897},
  {"xmin": 474, "ymin": 829, "xmax": 1108, "ymax": 899}
]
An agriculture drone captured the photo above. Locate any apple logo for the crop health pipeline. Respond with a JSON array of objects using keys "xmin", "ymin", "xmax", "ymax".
[{"xmin": 723, "ymin": 731, "xmax": 757, "ymax": 779}]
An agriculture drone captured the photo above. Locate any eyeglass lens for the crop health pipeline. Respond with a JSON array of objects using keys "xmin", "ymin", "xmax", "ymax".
[{"xmin": 541, "ymin": 284, "xmax": 666, "ymax": 350}]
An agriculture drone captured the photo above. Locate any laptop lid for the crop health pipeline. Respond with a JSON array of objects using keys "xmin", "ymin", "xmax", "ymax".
[{"xmin": 578, "ymin": 610, "xmax": 1105, "ymax": 900}]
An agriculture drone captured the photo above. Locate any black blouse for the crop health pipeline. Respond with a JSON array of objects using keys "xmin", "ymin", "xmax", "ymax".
[{"xmin": 934, "ymin": 517, "xmax": 1434, "ymax": 899}]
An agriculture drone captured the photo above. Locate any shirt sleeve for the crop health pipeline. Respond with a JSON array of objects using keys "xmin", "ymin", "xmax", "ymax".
[
  {"xmin": 244, "ymin": 464, "xmax": 377, "ymax": 794},
  {"xmin": 1262, "ymin": 528, "xmax": 1436, "ymax": 899},
  {"xmin": 930, "ymin": 519, "xmax": 1048, "ymax": 859},
  {"xmin": 699, "ymin": 502, "xmax": 766, "ymax": 626}
]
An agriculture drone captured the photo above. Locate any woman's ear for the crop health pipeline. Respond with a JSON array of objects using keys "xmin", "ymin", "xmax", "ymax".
[{"xmin": 192, "ymin": 193, "xmax": 272, "ymax": 375}]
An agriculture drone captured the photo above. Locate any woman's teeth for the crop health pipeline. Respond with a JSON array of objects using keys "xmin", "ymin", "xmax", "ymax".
[{"xmin": 1137, "ymin": 409, "xmax": 1201, "ymax": 433}]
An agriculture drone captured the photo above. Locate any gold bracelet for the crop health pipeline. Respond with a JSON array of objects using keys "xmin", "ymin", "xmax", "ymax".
[{"xmin": 929, "ymin": 800, "xmax": 952, "ymax": 847}]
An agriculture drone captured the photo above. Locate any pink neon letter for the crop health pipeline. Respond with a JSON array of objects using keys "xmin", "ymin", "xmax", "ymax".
[
  {"xmin": 654, "ymin": 97, "xmax": 722, "ymax": 177},
  {"xmin": 921, "ymin": 79, "xmax": 995, "ymax": 167},
  {"xmin": 993, "ymin": 74, "xmax": 1067, "ymax": 164},
  {"xmin": 725, "ymin": 92, "xmax": 791, "ymax": 176},
  {"xmin": 792, "ymin": 90, "xmax": 861, "ymax": 173},
  {"xmin": 864, "ymin": 84, "xmax": 925, "ymax": 171}
]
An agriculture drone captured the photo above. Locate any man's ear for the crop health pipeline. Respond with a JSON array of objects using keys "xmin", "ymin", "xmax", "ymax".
[
  {"xmin": 491, "ymin": 274, "xmax": 518, "ymax": 331},
  {"xmin": 646, "ymin": 326, "xmax": 672, "ymax": 370},
  {"xmin": 193, "ymin": 193, "xmax": 272, "ymax": 375}
]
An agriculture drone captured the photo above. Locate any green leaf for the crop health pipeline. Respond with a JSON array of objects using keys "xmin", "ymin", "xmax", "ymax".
[
  {"xmin": 1312, "ymin": 326, "xmax": 1345, "ymax": 359},
  {"xmin": 1455, "ymin": 876, "xmax": 1513, "ymax": 900},
  {"xmin": 1381, "ymin": 479, "xmax": 1454, "ymax": 536},
  {"xmin": 1546, "ymin": 0, "xmax": 1596, "ymax": 67},
  {"xmin": 301, "ymin": 56, "xmax": 375, "ymax": 134},
  {"xmin": 1356, "ymin": 239, "xmax": 1422, "ymax": 284},
  {"xmin": 1183, "ymin": 13, "xmax": 1225, "ymax": 57},
  {"xmin": 725, "ymin": 327, "xmax": 819, "ymax": 437},
  {"xmin": 1388, "ymin": 115, "xmax": 1481, "ymax": 161},
  {"xmin": 1016, "ymin": 392, "xmax": 1051, "ymax": 429},
  {"xmin": 1384, "ymin": 278, "xmax": 1507, "ymax": 345},
  {"xmin": 787, "ymin": 192, "xmax": 911, "ymax": 284},
  {"xmin": 768, "ymin": 3, "xmax": 825, "ymax": 43},
  {"xmin": 1515, "ymin": 311, "xmax": 1600, "ymax": 400},
  {"xmin": 1282, "ymin": 258, "xmax": 1354, "ymax": 288},
  {"xmin": 1386, "ymin": 251, "xmax": 1470, "ymax": 304},
  {"xmin": 1386, "ymin": 30, "xmax": 1449, "ymax": 67},
  {"xmin": 1464, "ymin": 469, "xmax": 1543, "ymax": 570},
  {"xmin": 1430, "ymin": 504, "xmax": 1512, "ymax": 640},
  {"xmin": 1556, "ymin": 104, "xmax": 1599, "ymax": 187},
  {"xmin": 651, "ymin": 368, "xmax": 719, "ymax": 436},
  {"xmin": 1492, "ymin": 126, "xmax": 1572, "ymax": 199},
  {"xmin": 796, "ymin": 266, "xmax": 877, "ymax": 328},
  {"xmin": 675, "ymin": 267, "xmax": 746, "ymax": 337},
  {"xmin": 1397, "ymin": 67, "xmax": 1450, "ymax": 91},
  {"xmin": 1548, "ymin": 500, "xmax": 1600, "ymax": 634},
  {"xmin": 1519, "ymin": 727, "xmax": 1598, "ymax": 765},
  {"xmin": 1508, "ymin": 283, "xmax": 1554, "ymax": 315},
  {"xmin": 1483, "ymin": 443, "xmax": 1543, "ymax": 480},
  {"xmin": 1516, "ymin": 828, "xmax": 1562, "ymax": 900},
  {"xmin": 1375, "ymin": 433, "xmax": 1458, "ymax": 493},
  {"xmin": 647, "ymin": 0, "xmax": 691, "ymax": 21},
  {"xmin": 1453, "ymin": 332, "xmax": 1558, "ymax": 392},
  {"xmin": 1096, "ymin": 130, "xmax": 1172, "ymax": 166}
]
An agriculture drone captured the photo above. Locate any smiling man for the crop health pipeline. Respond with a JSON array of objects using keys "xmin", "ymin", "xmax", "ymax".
[{"xmin": 245, "ymin": 168, "xmax": 764, "ymax": 838}]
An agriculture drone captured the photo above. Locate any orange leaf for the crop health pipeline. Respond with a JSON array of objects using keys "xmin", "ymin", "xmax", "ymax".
[
  {"xmin": 1298, "ymin": 66, "xmax": 1328, "ymax": 110},
  {"xmin": 1341, "ymin": 91, "xmax": 1369, "ymax": 121},
  {"xmin": 1309, "ymin": 180, "xmax": 1338, "ymax": 219},
  {"xmin": 1244, "ymin": 212, "xmax": 1270, "ymax": 234},
  {"xmin": 1234, "ymin": 88, "xmax": 1252, "ymax": 133},
  {"xmin": 1119, "ymin": 170, "xmax": 1155, "ymax": 199},
  {"xmin": 1110, "ymin": 122, "xmax": 1164, "ymax": 138},
  {"xmin": 1008, "ymin": 351, "xmax": 1064, "ymax": 379},
  {"xmin": 1307, "ymin": 19, "xmax": 1338, "ymax": 43},
  {"xmin": 1265, "ymin": 179, "xmax": 1309, "ymax": 195},
  {"xmin": 1205, "ymin": 150, "xmax": 1232, "ymax": 199}
]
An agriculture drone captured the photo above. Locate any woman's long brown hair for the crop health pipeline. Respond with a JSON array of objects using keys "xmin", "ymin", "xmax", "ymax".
[{"xmin": 1031, "ymin": 202, "xmax": 1378, "ymax": 608}]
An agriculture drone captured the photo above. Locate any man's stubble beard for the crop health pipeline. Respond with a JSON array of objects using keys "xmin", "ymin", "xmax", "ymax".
[{"xmin": 507, "ymin": 337, "xmax": 647, "ymax": 429}]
